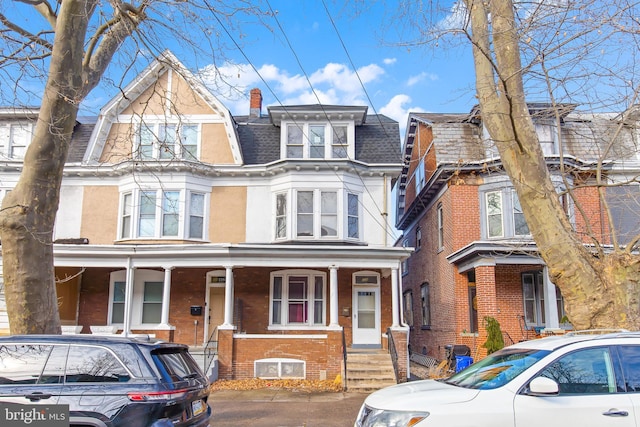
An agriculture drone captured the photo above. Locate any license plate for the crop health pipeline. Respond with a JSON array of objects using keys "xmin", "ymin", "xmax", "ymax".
[{"xmin": 192, "ymin": 399, "xmax": 206, "ymax": 416}]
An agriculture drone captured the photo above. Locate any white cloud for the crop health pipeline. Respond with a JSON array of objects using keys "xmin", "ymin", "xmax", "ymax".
[
  {"xmin": 406, "ymin": 72, "xmax": 439, "ymax": 87},
  {"xmin": 383, "ymin": 58, "xmax": 397, "ymax": 65},
  {"xmin": 437, "ymin": 1, "xmax": 469, "ymax": 31},
  {"xmin": 380, "ymin": 94, "xmax": 426, "ymax": 136},
  {"xmin": 199, "ymin": 60, "xmax": 386, "ymax": 115}
]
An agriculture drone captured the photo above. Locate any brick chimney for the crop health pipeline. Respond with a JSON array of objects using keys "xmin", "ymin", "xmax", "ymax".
[{"xmin": 249, "ymin": 88, "xmax": 262, "ymax": 118}]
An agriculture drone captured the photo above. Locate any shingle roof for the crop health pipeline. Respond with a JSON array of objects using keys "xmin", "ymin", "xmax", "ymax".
[
  {"xmin": 235, "ymin": 113, "xmax": 401, "ymax": 165},
  {"xmin": 410, "ymin": 111, "xmax": 639, "ymax": 164},
  {"xmin": 67, "ymin": 117, "xmax": 96, "ymax": 163}
]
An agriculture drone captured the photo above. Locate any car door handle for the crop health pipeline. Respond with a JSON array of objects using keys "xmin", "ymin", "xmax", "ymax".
[
  {"xmin": 25, "ymin": 392, "xmax": 52, "ymax": 401},
  {"xmin": 603, "ymin": 409, "xmax": 629, "ymax": 417}
]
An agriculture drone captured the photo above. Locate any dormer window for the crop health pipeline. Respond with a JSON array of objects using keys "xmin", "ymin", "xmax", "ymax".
[{"xmin": 283, "ymin": 123, "xmax": 352, "ymax": 159}]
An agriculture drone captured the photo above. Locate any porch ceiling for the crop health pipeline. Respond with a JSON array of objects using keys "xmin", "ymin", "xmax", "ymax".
[
  {"xmin": 38, "ymin": 243, "xmax": 410, "ymax": 270},
  {"xmin": 447, "ymin": 240, "xmax": 545, "ymax": 274}
]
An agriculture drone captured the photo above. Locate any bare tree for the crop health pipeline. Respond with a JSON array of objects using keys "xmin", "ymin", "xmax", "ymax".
[
  {"xmin": 0, "ymin": 0, "xmax": 265, "ymax": 334},
  {"xmin": 392, "ymin": 0, "xmax": 640, "ymax": 329}
]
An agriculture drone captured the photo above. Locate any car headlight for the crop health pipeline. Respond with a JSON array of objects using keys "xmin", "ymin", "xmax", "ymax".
[{"xmin": 356, "ymin": 405, "xmax": 429, "ymax": 427}]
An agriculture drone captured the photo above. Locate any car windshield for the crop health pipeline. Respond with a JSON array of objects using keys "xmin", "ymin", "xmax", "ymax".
[{"xmin": 442, "ymin": 348, "xmax": 550, "ymax": 390}]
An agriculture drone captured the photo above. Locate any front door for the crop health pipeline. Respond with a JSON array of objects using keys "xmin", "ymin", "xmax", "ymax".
[
  {"xmin": 352, "ymin": 286, "xmax": 380, "ymax": 347},
  {"xmin": 206, "ymin": 287, "xmax": 225, "ymax": 343}
]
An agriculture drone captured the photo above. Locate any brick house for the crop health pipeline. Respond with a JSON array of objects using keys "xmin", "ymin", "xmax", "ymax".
[
  {"xmin": 0, "ymin": 51, "xmax": 410, "ymax": 383},
  {"xmin": 396, "ymin": 104, "xmax": 640, "ymax": 363}
]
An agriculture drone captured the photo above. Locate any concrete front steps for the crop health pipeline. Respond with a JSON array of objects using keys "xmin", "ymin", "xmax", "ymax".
[{"xmin": 345, "ymin": 349, "xmax": 397, "ymax": 392}]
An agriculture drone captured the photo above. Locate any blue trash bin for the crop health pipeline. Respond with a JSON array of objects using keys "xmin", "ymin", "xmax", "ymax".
[{"xmin": 455, "ymin": 355, "xmax": 473, "ymax": 372}]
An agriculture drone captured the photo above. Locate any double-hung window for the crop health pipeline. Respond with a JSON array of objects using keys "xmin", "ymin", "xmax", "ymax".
[
  {"xmin": 275, "ymin": 189, "xmax": 359, "ymax": 240},
  {"xmin": 437, "ymin": 203, "xmax": 444, "ymax": 250},
  {"xmin": 486, "ymin": 191, "xmax": 504, "ymax": 238},
  {"xmin": 522, "ymin": 271, "xmax": 565, "ymax": 328},
  {"xmin": 331, "ymin": 125, "xmax": 348, "ymax": 158},
  {"xmin": 275, "ymin": 193, "xmax": 287, "ymax": 239},
  {"xmin": 296, "ymin": 190, "xmax": 338, "ymax": 238},
  {"xmin": 271, "ymin": 271, "xmax": 325, "ymax": 327},
  {"xmin": 142, "ymin": 282, "xmax": 163, "ymax": 323},
  {"xmin": 309, "ymin": 125, "xmax": 325, "ymax": 158},
  {"xmin": 403, "ymin": 291, "xmax": 414, "ymax": 327},
  {"xmin": 484, "ymin": 187, "xmax": 531, "ymax": 238},
  {"xmin": 137, "ymin": 122, "xmax": 199, "ymax": 160},
  {"xmin": 188, "ymin": 192, "xmax": 205, "ymax": 239},
  {"xmin": 347, "ymin": 193, "xmax": 359, "ymax": 239},
  {"xmin": 120, "ymin": 189, "xmax": 206, "ymax": 239},
  {"xmin": 283, "ymin": 122, "xmax": 352, "ymax": 159},
  {"xmin": 0, "ymin": 122, "xmax": 33, "ymax": 159},
  {"xmin": 111, "ymin": 281, "xmax": 126, "ymax": 323},
  {"xmin": 421, "ymin": 283, "xmax": 431, "ymax": 327}
]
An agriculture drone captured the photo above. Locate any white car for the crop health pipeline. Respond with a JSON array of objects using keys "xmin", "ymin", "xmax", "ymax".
[{"xmin": 355, "ymin": 331, "xmax": 640, "ymax": 427}]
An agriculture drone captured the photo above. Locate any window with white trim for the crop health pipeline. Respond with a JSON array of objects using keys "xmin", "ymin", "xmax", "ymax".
[
  {"xmin": 142, "ymin": 281, "xmax": 163, "ymax": 323},
  {"xmin": 108, "ymin": 269, "xmax": 165, "ymax": 326},
  {"xmin": 137, "ymin": 122, "xmax": 199, "ymax": 160},
  {"xmin": 283, "ymin": 122, "xmax": 352, "ymax": 159},
  {"xmin": 483, "ymin": 187, "xmax": 531, "ymax": 239},
  {"xmin": 0, "ymin": 122, "xmax": 33, "ymax": 159},
  {"xmin": 275, "ymin": 192, "xmax": 287, "ymax": 239},
  {"xmin": 275, "ymin": 189, "xmax": 359, "ymax": 241},
  {"xmin": 111, "ymin": 281, "xmax": 126, "ymax": 323},
  {"xmin": 270, "ymin": 271, "xmax": 326, "ymax": 328},
  {"xmin": 347, "ymin": 192, "xmax": 359, "ymax": 239},
  {"xmin": 120, "ymin": 189, "xmax": 207, "ymax": 240},
  {"xmin": 522, "ymin": 271, "xmax": 565, "ymax": 328},
  {"xmin": 486, "ymin": 190, "xmax": 504, "ymax": 238}
]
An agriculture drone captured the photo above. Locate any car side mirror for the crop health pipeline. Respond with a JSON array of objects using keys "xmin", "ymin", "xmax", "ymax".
[{"xmin": 527, "ymin": 377, "xmax": 559, "ymax": 396}]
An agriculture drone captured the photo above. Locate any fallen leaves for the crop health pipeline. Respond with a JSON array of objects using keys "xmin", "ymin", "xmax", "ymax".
[{"xmin": 210, "ymin": 377, "xmax": 343, "ymax": 392}]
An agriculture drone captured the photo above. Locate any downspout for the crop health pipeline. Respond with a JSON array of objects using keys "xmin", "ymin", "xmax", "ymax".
[{"xmin": 383, "ymin": 174, "xmax": 388, "ymax": 246}]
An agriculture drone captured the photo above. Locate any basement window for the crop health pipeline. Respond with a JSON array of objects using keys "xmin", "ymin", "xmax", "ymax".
[{"xmin": 254, "ymin": 358, "xmax": 305, "ymax": 379}]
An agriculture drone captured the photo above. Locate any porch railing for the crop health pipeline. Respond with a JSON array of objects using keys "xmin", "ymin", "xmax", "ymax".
[
  {"xmin": 387, "ymin": 327, "xmax": 399, "ymax": 382},
  {"xmin": 341, "ymin": 327, "xmax": 347, "ymax": 391},
  {"xmin": 203, "ymin": 326, "xmax": 218, "ymax": 375}
]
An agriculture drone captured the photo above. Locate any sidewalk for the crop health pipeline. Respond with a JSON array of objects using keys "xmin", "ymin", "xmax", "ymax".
[{"xmin": 210, "ymin": 389, "xmax": 369, "ymax": 426}]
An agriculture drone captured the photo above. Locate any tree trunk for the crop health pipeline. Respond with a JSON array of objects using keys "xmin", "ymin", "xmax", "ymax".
[
  {"xmin": 0, "ymin": 1, "xmax": 87, "ymax": 334},
  {"xmin": 464, "ymin": 0, "xmax": 640, "ymax": 330}
]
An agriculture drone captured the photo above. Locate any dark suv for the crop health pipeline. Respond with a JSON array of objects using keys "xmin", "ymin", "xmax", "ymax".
[{"xmin": 0, "ymin": 334, "xmax": 211, "ymax": 427}]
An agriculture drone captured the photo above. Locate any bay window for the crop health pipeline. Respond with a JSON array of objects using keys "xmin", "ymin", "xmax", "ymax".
[
  {"xmin": 120, "ymin": 189, "xmax": 206, "ymax": 240},
  {"xmin": 270, "ymin": 271, "xmax": 325, "ymax": 328},
  {"xmin": 275, "ymin": 189, "xmax": 359, "ymax": 240}
]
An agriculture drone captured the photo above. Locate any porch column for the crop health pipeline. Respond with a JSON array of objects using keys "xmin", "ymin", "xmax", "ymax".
[
  {"xmin": 329, "ymin": 266, "xmax": 339, "ymax": 328},
  {"xmin": 542, "ymin": 267, "xmax": 560, "ymax": 329},
  {"xmin": 160, "ymin": 266, "xmax": 173, "ymax": 327},
  {"xmin": 221, "ymin": 266, "xmax": 235, "ymax": 328},
  {"xmin": 391, "ymin": 267, "xmax": 400, "ymax": 327},
  {"xmin": 122, "ymin": 259, "xmax": 135, "ymax": 337}
]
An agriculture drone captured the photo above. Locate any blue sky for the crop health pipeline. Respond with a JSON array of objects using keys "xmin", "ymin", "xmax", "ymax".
[
  {"xmin": 73, "ymin": 0, "xmax": 477, "ymax": 139},
  {"xmin": 192, "ymin": 0, "xmax": 478, "ymax": 136}
]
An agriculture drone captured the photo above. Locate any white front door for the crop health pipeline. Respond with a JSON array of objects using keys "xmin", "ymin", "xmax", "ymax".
[{"xmin": 352, "ymin": 286, "xmax": 380, "ymax": 346}]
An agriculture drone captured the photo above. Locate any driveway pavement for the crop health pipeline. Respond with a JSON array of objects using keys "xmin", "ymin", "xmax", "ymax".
[{"xmin": 209, "ymin": 389, "xmax": 369, "ymax": 426}]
